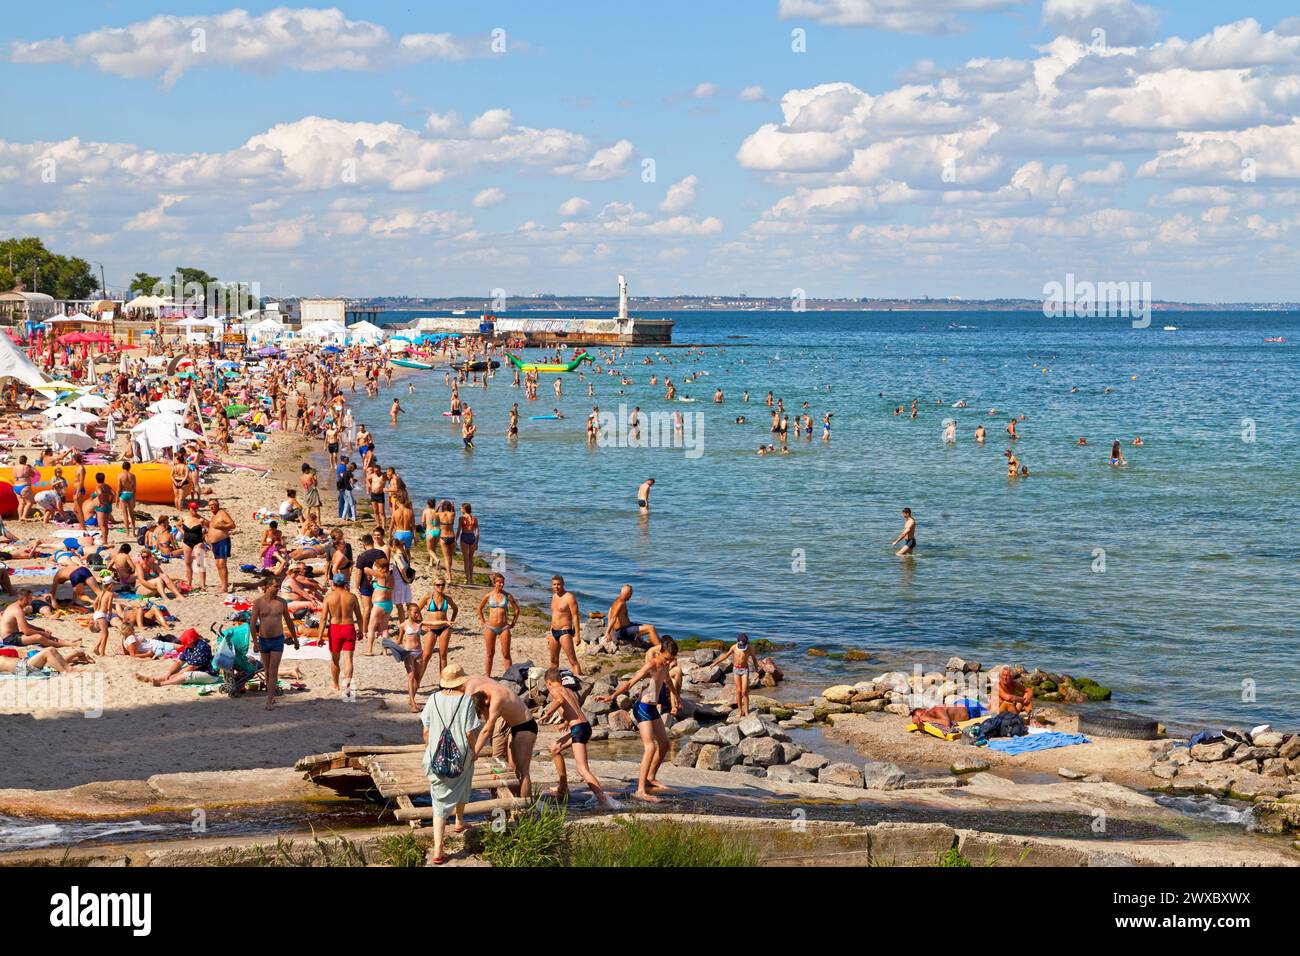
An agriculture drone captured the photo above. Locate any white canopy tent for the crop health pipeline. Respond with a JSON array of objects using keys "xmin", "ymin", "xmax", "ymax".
[
  {"xmin": 248, "ymin": 317, "xmax": 286, "ymax": 343},
  {"xmin": 300, "ymin": 321, "xmax": 348, "ymax": 345},
  {"xmin": 346, "ymin": 320, "xmax": 385, "ymax": 344},
  {"xmin": 0, "ymin": 334, "xmax": 48, "ymax": 389}
]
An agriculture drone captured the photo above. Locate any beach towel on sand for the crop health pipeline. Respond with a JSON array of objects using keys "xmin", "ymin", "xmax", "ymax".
[{"xmin": 986, "ymin": 732, "xmax": 1089, "ymax": 754}]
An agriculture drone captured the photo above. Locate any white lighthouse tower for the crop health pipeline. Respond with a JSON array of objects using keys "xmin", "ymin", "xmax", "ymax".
[{"xmin": 617, "ymin": 274, "xmax": 629, "ymax": 320}]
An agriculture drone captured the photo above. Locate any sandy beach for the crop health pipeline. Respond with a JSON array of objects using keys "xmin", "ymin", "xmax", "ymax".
[{"xmin": 0, "ymin": 399, "xmax": 564, "ymax": 791}]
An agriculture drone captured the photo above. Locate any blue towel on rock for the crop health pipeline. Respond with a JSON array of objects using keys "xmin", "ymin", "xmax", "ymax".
[{"xmin": 986, "ymin": 732, "xmax": 1089, "ymax": 754}]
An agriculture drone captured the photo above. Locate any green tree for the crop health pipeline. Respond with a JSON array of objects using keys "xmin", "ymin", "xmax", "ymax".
[
  {"xmin": 129, "ymin": 272, "xmax": 162, "ymax": 296},
  {"xmin": 0, "ymin": 236, "xmax": 98, "ymax": 298}
]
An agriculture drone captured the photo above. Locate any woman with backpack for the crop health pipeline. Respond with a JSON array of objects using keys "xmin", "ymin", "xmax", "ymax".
[{"xmin": 420, "ymin": 663, "xmax": 487, "ymax": 864}]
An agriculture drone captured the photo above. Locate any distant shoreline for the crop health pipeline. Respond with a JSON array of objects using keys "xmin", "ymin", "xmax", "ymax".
[{"xmin": 361, "ymin": 302, "xmax": 1300, "ymax": 314}]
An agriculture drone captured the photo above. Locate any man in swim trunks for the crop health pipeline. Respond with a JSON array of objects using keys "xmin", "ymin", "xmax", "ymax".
[
  {"xmin": 0, "ymin": 591, "xmax": 74, "ymax": 648},
  {"xmin": 251, "ymin": 572, "xmax": 300, "ymax": 710},
  {"xmin": 892, "ymin": 507, "xmax": 917, "ymax": 556},
  {"xmin": 636, "ymin": 478, "xmax": 654, "ymax": 515},
  {"xmin": 464, "ymin": 674, "xmax": 538, "ymax": 799},
  {"xmin": 320, "ymin": 571, "xmax": 364, "ymax": 695},
  {"xmin": 995, "ymin": 667, "xmax": 1034, "ymax": 716},
  {"xmin": 206, "ymin": 498, "xmax": 238, "ymax": 596},
  {"xmin": 595, "ymin": 636, "xmax": 679, "ymax": 802},
  {"xmin": 548, "ymin": 574, "xmax": 583, "ymax": 676},
  {"xmin": 603, "ymin": 584, "xmax": 660, "ymax": 646}
]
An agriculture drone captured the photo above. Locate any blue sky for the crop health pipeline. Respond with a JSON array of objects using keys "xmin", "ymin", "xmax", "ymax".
[{"xmin": 4, "ymin": 1, "xmax": 1300, "ymax": 300}]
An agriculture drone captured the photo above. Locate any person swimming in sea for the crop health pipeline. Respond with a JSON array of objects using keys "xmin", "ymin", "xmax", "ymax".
[{"xmin": 1109, "ymin": 440, "xmax": 1126, "ymax": 466}]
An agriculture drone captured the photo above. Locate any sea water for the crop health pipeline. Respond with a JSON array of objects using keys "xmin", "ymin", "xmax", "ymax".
[{"xmin": 359, "ymin": 310, "xmax": 1299, "ymax": 729}]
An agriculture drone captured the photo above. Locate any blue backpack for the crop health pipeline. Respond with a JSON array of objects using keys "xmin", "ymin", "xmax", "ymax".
[{"xmin": 423, "ymin": 696, "xmax": 468, "ymax": 779}]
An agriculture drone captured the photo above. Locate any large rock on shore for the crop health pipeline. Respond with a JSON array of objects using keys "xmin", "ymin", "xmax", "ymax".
[
  {"xmin": 861, "ymin": 761, "xmax": 907, "ymax": 790},
  {"xmin": 1191, "ymin": 741, "xmax": 1235, "ymax": 762},
  {"xmin": 668, "ymin": 718, "xmax": 700, "ymax": 739},
  {"xmin": 823, "ymin": 685, "xmax": 855, "ymax": 705},
  {"xmin": 766, "ymin": 765, "xmax": 815, "ymax": 784},
  {"xmin": 818, "ymin": 763, "xmax": 864, "ymax": 788},
  {"xmin": 793, "ymin": 752, "xmax": 829, "ymax": 773},
  {"xmin": 739, "ymin": 736, "xmax": 783, "ymax": 767}
]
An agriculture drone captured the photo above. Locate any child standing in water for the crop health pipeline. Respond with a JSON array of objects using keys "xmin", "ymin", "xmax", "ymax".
[{"xmin": 710, "ymin": 633, "xmax": 759, "ymax": 717}]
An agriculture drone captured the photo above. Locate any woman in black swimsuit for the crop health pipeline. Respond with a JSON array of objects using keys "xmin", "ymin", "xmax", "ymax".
[{"xmin": 180, "ymin": 506, "xmax": 208, "ymax": 591}]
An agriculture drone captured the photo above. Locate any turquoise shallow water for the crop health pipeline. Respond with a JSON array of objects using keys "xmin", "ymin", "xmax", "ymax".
[{"xmin": 361, "ymin": 310, "xmax": 1300, "ymax": 729}]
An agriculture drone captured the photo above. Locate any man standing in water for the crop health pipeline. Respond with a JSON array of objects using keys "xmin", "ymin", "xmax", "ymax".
[
  {"xmin": 892, "ymin": 507, "xmax": 917, "ymax": 556},
  {"xmin": 637, "ymin": 477, "xmax": 654, "ymax": 515},
  {"xmin": 548, "ymin": 575, "xmax": 583, "ymax": 676},
  {"xmin": 251, "ymin": 572, "xmax": 299, "ymax": 710}
]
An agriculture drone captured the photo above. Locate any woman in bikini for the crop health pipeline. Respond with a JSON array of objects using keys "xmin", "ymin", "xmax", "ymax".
[
  {"xmin": 170, "ymin": 456, "xmax": 189, "ymax": 510},
  {"xmin": 418, "ymin": 577, "xmax": 458, "ymax": 678},
  {"xmin": 420, "ymin": 497, "xmax": 441, "ymax": 571},
  {"xmin": 477, "ymin": 572, "xmax": 518, "ymax": 677},
  {"xmin": 457, "ymin": 502, "xmax": 479, "ymax": 586},
  {"xmin": 437, "ymin": 500, "xmax": 457, "ymax": 577},
  {"xmin": 364, "ymin": 556, "xmax": 394, "ymax": 657}
]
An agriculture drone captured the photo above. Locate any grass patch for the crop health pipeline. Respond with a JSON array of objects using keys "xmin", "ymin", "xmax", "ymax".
[
  {"xmin": 482, "ymin": 805, "xmax": 760, "ymax": 867},
  {"xmin": 936, "ymin": 847, "xmax": 972, "ymax": 867},
  {"xmin": 378, "ymin": 832, "xmax": 426, "ymax": 868},
  {"xmin": 481, "ymin": 801, "xmax": 571, "ymax": 867},
  {"xmin": 570, "ymin": 817, "xmax": 759, "ymax": 868}
]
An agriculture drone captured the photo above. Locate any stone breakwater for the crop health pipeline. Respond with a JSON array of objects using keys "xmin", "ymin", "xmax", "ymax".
[{"xmin": 1150, "ymin": 727, "xmax": 1300, "ymax": 806}]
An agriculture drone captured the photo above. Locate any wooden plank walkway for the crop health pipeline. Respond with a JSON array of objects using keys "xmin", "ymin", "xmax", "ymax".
[{"xmin": 294, "ymin": 723, "xmax": 565, "ymax": 828}]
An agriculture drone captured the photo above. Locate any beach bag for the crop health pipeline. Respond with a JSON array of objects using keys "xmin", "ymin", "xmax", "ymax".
[{"xmin": 423, "ymin": 695, "xmax": 468, "ymax": 779}]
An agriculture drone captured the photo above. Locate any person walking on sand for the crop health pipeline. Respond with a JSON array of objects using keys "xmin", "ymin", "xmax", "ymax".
[
  {"xmin": 637, "ymin": 477, "xmax": 654, "ymax": 515},
  {"xmin": 892, "ymin": 507, "xmax": 917, "ymax": 556},
  {"xmin": 594, "ymin": 637, "xmax": 679, "ymax": 802},
  {"xmin": 320, "ymin": 572, "xmax": 363, "ymax": 695},
  {"xmin": 420, "ymin": 664, "xmax": 484, "ymax": 865},
  {"xmin": 710, "ymin": 632, "xmax": 758, "ymax": 717},
  {"xmin": 548, "ymin": 574, "xmax": 583, "ymax": 675},
  {"xmin": 251, "ymin": 572, "xmax": 299, "ymax": 710},
  {"xmin": 541, "ymin": 668, "xmax": 612, "ymax": 808},
  {"xmin": 464, "ymin": 674, "xmax": 537, "ymax": 798}
]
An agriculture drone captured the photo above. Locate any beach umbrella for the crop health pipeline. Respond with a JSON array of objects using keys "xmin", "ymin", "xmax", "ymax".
[
  {"xmin": 44, "ymin": 407, "xmax": 99, "ymax": 427},
  {"xmin": 105, "ymin": 416, "xmax": 118, "ymax": 444},
  {"xmin": 39, "ymin": 425, "xmax": 95, "ymax": 451},
  {"xmin": 256, "ymin": 346, "xmax": 283, "ymax": 358},
  {"xmin": 148, "ymin": 398, "xmax": 187, "ymax": 414},
  {"xmin": 70, "ymin": 394, "xmax": 110, "ymax": 410},
  {"xmin": 224, "ymin": 403, "xmax": 250, "ymax": 417}
]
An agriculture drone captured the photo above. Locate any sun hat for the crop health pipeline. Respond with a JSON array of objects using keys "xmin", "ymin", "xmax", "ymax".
[
  {"xmin": 179, "ymin": 627, "xmax": 200, "ymax": 646},
  {"xmin": 439, "ymin": 662, "xmax": 469, "ymax": 689}
]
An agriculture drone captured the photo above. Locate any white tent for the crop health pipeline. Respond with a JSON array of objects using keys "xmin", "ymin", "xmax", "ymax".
[
  {"xmin": 0, "ymin": 334, "xmax": 48, "ymax": 389},
  {"xmin": 381, "ymin": 339, "xmax": 409, "ymax": 353},
  {"xmin": 248, "ymin": 317, "xmax": 286, "ymax": 343},
  {"xmin": 347, "ymin": 320, "xmax": 385, "ymax": 343},
  {"xmin": 301, "ymin": 321, "xmax": 347, "ymax": 343},
  {"xmin": 124, "ymin": 294, "xmax": 168, "ymax": 313}
]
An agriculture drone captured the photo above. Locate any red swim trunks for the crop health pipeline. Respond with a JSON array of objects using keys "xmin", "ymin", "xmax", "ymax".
[{"xmin": 328, "ymin": 624, "xmax": 357, "ymax": 654}]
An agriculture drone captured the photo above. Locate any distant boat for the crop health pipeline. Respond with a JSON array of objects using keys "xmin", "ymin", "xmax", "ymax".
[
  {"xmin": 1265, "ymin": 336, "xmax": 1286, "ymax": 343},
  {"xmin": 1162, "ymin": 325, "xmax": 1179, "ymax": 331}
]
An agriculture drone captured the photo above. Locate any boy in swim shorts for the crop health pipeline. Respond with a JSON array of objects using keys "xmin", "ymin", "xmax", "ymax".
[
  {"xmin": 710, "ymin": 632, "xmax": 759, "ymax": 717},
  {"xmin": 541, "ymin": 668, "xmax": 612, "ymax": 808}
]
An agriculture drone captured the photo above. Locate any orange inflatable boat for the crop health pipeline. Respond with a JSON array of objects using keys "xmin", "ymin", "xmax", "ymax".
[{"xmin": 0, "ymin": 462, "xmax": 178, "ymax": 506}]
